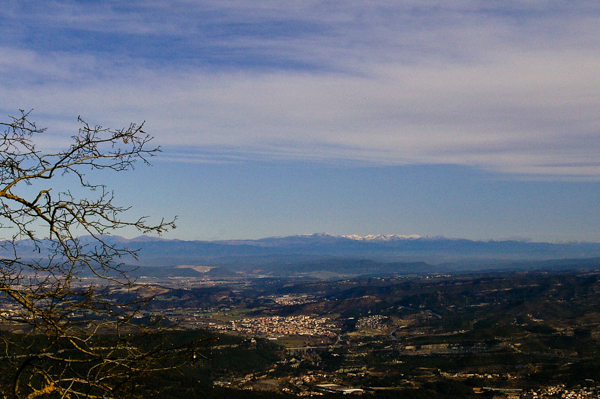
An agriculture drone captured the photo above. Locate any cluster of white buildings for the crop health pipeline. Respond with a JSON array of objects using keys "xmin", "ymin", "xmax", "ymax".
[
  {"xmin": 221, "ymin": 315, "xmax": 339, "ymax": 337},
  {"xmin": 520, "ymin": 384, "xmax": 599, "ymax": 398}
]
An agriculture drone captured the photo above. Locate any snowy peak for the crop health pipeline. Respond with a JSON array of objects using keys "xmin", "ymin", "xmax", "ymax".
[
  {"xmin": 340, "ymin": 234, "xmax": 421, "ymax": 241},
  {"xmin": 298, "ymin": 233, "xmax": 422, "ymax": 241}
]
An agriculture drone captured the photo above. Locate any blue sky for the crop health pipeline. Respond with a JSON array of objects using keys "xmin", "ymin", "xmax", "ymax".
[{"xmin": 1, "ymin": 1, "xmax": 600, "ymax": 242}]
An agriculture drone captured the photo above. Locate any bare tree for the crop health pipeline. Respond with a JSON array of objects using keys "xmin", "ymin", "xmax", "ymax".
[{"xmin": 0, "ymin": 111, "xmax": 204, "ymax": 398}]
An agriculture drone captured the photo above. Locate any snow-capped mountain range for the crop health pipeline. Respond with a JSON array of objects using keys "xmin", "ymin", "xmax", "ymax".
[
  {"xmin": 4, "ymin": 233, "xmax": 600, "ymax": 270},
  {"xmin": 3, "ymin": 233, "xmax": 600, "ymax": 277},
  {"xmin": 291, "ymin": 233, "xmax": 422, "ymax": 241}
]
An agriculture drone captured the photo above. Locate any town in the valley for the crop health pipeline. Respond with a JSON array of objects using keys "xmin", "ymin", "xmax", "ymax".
[{"xmin": 54, "ymin": 269, "xmax": 600, "ymax": 398}]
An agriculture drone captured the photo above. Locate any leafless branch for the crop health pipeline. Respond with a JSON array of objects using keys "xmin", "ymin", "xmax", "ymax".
[{"xmin": 0, "ymin": 112, "xmax": 205, "ymax": 399}]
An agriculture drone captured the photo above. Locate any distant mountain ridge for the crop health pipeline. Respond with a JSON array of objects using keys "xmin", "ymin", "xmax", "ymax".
[
  {"xmin": 212, "ymin": 233, "xmax": 423, "ymax": 246},
  {"xmin": 4, "ymin": 234, "xmax": 600, "ymax": 277},
  {"xmin": 73, "ymin": 233, "xmax": 600, "ymax": 265}
]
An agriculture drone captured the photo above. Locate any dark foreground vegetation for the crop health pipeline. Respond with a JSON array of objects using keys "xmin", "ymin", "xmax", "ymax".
[{"xmin": 6, "ymin": 268, "xmax": 597, "ymax": 398}]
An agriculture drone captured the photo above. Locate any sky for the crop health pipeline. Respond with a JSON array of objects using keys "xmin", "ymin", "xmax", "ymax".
[{"xmin": 1, "ymin": 1, "xmax": 600, "ymax": 242}]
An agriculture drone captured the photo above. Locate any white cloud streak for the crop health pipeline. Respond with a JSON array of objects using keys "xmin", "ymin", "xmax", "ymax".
[{"xmin": 1, "ymin": 1, "xmax": 599, "ymax": 177}]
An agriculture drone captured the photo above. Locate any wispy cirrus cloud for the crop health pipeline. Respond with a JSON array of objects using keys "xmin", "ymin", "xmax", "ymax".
[{"xmin": 1, "ymin": 1, "xmax": 599, "ymax": 178}]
